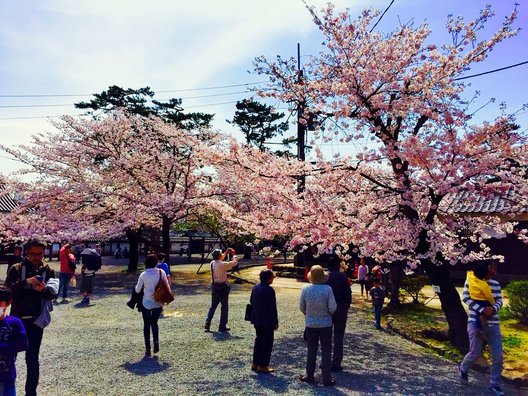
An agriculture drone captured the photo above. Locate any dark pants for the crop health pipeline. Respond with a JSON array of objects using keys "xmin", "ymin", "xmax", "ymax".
[
  {"xmin": 141, "ymin": 307, "xmax": 163, "ymax": 350},
  {"xmin": 205, "ymin": 284, "xmax": 230, "ymax": 328},
  {"xmin": 253, "ymin": 326, "xmax": 274, "ymax": 367},
  {"xmin": 373, "ymin": 304, "xmax": 382, "ymax": 328},
  {"xmin": 22, "ymin": 320, "xmax": 44, "ymax": 396},
  {"xmin": 332, "ymin": 319, "xmax": 347, "ymax": 368},
  {"xmin": 305, "ymin": 326, "xmax": 332, "ymax": 384},
  {"xmin": 58, "ymin": 272, "xmax": 72, "ymax": 299}
]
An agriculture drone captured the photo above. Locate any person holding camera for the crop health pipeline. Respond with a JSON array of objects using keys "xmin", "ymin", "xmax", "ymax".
[
  {"xmin": 5, "ymin": 238, "xmax": 57, "ymax": 396},
  {"xmin": 204, "ymin": 248, "xmax": 238, "ymax": 333}
]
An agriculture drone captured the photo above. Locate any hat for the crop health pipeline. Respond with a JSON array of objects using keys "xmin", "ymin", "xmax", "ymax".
[
  {"xmin": 308, "ymin": 265, "xmax": 329, "ymax": 285},
  {"xmin": 212, "ymin": 249, "xmax": 223, "ymax": 260}
]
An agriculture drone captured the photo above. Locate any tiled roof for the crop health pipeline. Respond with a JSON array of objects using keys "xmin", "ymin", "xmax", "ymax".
[
  {"xmin": 0, "ymin": 184, "xmax": 17, "ymax": 213},
  {"xmin": 442, "ymin": 189, "xmax": 527, "ymax": 215}
]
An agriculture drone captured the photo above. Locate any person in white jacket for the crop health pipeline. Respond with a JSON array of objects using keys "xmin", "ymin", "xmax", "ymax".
[{"xmin": 135, "ymin": 254, "xmax": 170, "ymax": 357}]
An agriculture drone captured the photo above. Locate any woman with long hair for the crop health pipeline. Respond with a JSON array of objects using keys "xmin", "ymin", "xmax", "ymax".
[{"xmin": 135, "ymin": 254, "xmax": 170, "ymax": 357}]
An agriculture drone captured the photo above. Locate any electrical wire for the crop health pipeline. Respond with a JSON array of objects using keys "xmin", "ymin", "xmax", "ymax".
[
  {"xmin": 0, "ymin": 81, "xmax": 267, "ymax": 99},
  {"xmin": 455, "ymin": 60, "xmax": 528, "ymax": 81}
]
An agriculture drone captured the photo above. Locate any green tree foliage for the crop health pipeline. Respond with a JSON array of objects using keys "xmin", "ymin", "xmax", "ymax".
[
  {"xmin": 501, "ymin": 280, "xmax": 528, "ymax": 324},
  {"xmin": 228, "ymin": 99, "xmax": 289, "ymax": 151},
  {"xmin": 75, "ymin": 85, "xmax": 213, "ymax": 129},
  {"xmin": 399, "ymin": 275, "xmax": 430, "ymax": 304}
]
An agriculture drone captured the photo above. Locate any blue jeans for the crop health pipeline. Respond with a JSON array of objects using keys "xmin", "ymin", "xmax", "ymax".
[
  {"xmin": 58, "ymin": 272, "xmax": 72, "ymax": 299},
  {"xmin": 461, "ymin": 322, "xmax": 503, "ymax": 387},
  {"xmin": 373, "ymin": 304, "xmax": 382, "ymax": 328},
  {"xmin": 0, "ymin": 381, "xmax": 16, "ymax": 396}
]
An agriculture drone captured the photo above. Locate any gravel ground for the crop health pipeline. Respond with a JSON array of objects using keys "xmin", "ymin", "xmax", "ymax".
[{"xmin": 5, "ymin": 262, "xmax": 527, "ymax": 396}]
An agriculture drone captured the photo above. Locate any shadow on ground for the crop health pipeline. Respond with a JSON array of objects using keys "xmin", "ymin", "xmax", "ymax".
[{"xmin": 121, "ymin": 356, "xmax": 170, "ymax": 376}]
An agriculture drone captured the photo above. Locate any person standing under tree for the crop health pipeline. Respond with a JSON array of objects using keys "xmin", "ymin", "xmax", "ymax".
[
  {"xmin": 357, "ymin": 258, "xmax": 369, "ymax": 299},
  {"xmin": 459, "ymin": 261, "xmax": 504, "ymax": 396},
  {"xmin": 250, "ymin": 269, "xmax": 278, "ymax": 374},
  {"xmin": 370, "ymin": 278, "xmax": 385, "ymax": 330},
  {"xmin": 58, "ymin": 243, "xmax": 76, "ymax": 304},
  {"xmin": 5, "ymin": 238, "xmax": 57, "ymax": 396},
  {"xmin": 204, "ymin": 248, "xmax": 238, "ymax": 333},
  {"xmin": 299, "ymin": 265, "xmax": 337, "ymax": 387},
  {"xmin": 325, "ymin": 255, "xmax": 351, "ymax": 372}
]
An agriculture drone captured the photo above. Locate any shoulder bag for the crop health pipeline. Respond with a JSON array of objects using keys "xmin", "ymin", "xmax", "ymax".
[{"xmin": 153, "ymin": 270, "xmax": 174, "ymax": 305}]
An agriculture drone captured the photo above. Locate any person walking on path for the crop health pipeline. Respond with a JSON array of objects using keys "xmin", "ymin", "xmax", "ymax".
[
  {"xmin": 204, "ymin": 248, "xmax": 238, "ymax": 333},
  {"xmin": 79, "ymin": 246, "xmax": 102, "ymax": 304},
  {"xmin": 299, "ymin": 265, "xmax": 337, "ymax": 387},
  {"xmin": 135, "ymin": 255, "xmax": 170, "ymax": 358},
  {"xmin": 325, "ymin": 256, "xmax": 351, "ymax": 372},
  {"xmin": 5, "ymin": 238, "xmax": 57, "ymax": 396},
  {"xmin": 58, "ymin": 243, "xmax": 76, "ymax": 304},
  {"xmin": 459, "ymin": 261, "xmax": 505, "ymax": 396},
  {"xmin": 357, "ymin": 259, "xmax": 369, "ymax": 299},
  {"xmin": 0, "ymin": 285, "xmax": 28, "ymax": 396},
  {"xmin": 250, "ymin": 269, "xmax": 279, "ymax": 374}
]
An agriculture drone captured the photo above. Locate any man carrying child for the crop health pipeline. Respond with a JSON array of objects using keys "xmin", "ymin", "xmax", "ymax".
[{"xmin": 459, "ymin": 261, "xmax": 504, "ymax": 396}]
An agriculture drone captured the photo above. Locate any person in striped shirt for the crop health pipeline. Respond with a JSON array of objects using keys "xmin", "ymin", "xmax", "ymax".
[{"xmin": 459, "ymin": 261, "xmax": 504, "ymax": 396}]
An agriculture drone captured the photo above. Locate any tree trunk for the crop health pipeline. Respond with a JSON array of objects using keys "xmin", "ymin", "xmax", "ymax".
[
  {"xmin": 126, "ymin": 229, "xmax": 140, "ymax": 272},
  {"xmin": 422, "ymin": 260, "xmax": 469, "ymax": 350},
  {"xmin": 387, "ymin": 262, "xmax": 403, "ymax": 308},
  {"xmin": 162, "ymin": 215, "xmax": 171, "ymax": 269}
]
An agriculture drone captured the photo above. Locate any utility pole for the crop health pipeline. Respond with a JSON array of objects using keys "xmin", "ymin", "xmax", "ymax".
[{"xmin": 297, "ymin": 43, "xmax": 306, "ymax": 193}]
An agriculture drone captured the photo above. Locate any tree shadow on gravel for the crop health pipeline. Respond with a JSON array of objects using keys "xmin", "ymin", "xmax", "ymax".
[{"xmin": 121, "ymin": 356, "xmax": 170, "ymax": 376}]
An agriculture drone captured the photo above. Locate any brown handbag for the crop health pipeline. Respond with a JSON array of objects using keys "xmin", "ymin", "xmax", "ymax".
[{"xmin": 153, "ymin": 270, "xmax": 174, "ymax": 305}]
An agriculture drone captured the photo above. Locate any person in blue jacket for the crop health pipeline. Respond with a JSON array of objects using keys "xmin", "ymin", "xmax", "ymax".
[
  {"xmin": 250, "ymin": 269, "xmax": 278, "ymax": 374},
  {"xmin": 0, "ymin": 285, "xmax": 28, "ymax": 396}
]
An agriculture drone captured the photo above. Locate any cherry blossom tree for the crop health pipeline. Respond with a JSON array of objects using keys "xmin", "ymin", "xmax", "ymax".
[
  {"xmin": 1, "ymin": 112, "xmax": 222, "ymax": 271},
  {"xmin": 216, "ymin": 3, "xmax": 526, "ymax": 348}
]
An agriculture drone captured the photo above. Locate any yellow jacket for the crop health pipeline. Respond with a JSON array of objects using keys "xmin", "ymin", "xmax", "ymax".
[{"xmin": 467, "ymin": 271, "xmax": 494, "ymax": 304}]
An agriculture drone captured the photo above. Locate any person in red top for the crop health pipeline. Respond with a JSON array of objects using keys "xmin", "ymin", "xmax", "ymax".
[{"xmin": 58, "ymin": 243, "xmax": 76, "ymax": 304}]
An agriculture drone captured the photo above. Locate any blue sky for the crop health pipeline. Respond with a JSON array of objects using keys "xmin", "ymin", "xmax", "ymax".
[{"xmin": 0, "ymin": 0, "xmax": 526, "ymax": 174}]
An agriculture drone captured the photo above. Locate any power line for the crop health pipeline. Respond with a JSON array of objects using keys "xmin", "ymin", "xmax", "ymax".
[
  {"xmin": 455, "ymin": 60, "xmax": 528, "ymax": 81},
  {"xmin": 370, "ymin": 0, "xmax": 395, "ymax": 33},
  {"xmin": 0, "ymin": 81, "xmax": 267, "ymax": 99},
  {"xmin": 0, "ymin": 90, "xmax": 257, "ymax": 109},
  {"xmin": 0, "ymin": 100, "xmax": 245, "ymax": 121}
]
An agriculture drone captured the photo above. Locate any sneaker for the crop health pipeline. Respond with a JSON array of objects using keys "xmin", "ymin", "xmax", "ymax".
[
  {"xmin": 61, "ymin": 299, "xmax": 70, "ymax": 304},
  {"xmin": 488, "ymin": 386, "xmax": 504, "ymax": 396},
  {"xmin": 458, "ymin": 364, "xmax": 468, "ymax": 383},
  {"xmin": 153, "ymin": 343, "xmax": 159, "ymax": 354},
  {"xmin": 204, "ymin": 323, "xmax": 210, "ymax": 332},
  {"xmin": 218, "ymin": 327, "xmax": 230, "ymax": 333},
  {"xmin": 323, "ymin": 379, "xmax": 336, "ymax": 386}
]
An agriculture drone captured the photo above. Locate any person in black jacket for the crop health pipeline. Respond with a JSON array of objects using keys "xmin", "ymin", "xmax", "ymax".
[
  {"xmin": 250, "ymin": 269, "xmax": 278, "ymax": 374},
  {"xmin": 325, "ymin": 255, "xmax": 352, "ymax": 372},
  {"xmin": 5, "ymin": 238, "xmax": 56, "ymax": 396}
]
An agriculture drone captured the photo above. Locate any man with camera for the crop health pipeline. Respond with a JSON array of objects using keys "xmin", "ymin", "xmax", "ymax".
[{"xmin": 5, "ymin": 238, "xmax": 57, "ymax": 396}]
